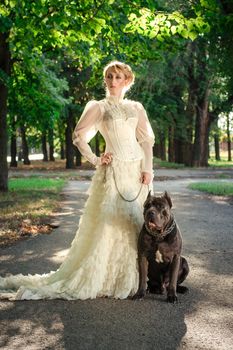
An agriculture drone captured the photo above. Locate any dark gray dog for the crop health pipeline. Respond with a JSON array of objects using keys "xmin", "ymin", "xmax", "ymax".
[{"xmin": 133, "ymin": 191, "xmax": 189, "ymax": 303}]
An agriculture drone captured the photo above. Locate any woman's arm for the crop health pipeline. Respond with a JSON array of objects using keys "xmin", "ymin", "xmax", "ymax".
[
  {"xmin": 135, "ymin": 102, "xmax": 155, "ymax": 184},
  {"xmin": 72, "ymin": 101, "xmax": 103, "ymax": 166}
]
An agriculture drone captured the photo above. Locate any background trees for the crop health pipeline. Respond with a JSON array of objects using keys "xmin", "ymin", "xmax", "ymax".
[{"xmin": 0, "ymin": 0, "xmax": 232, "ymax": 192}]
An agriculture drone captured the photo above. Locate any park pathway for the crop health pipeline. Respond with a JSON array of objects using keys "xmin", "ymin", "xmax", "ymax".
[{"xmin": 0, "ymin": 170, "xmax": 233, "ymax": 350}]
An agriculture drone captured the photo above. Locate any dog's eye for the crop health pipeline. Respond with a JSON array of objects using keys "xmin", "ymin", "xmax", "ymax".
[{"xmin": 162, "ymin": 210, "xmax": 167, "ymax": 216}]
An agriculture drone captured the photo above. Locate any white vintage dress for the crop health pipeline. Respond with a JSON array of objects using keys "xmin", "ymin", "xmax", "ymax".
[{"xmin": 0, "ymin": 95, "xmax": 154, "ymax": 300}]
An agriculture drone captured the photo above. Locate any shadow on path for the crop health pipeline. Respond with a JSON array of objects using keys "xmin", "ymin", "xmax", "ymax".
[
  {"xmin": 0, "ymin": 290, "xmax": 198, "ymax": 350},
  {"xmin": 1, "ymin": 177, "xmax": 233, "ymax": 349}
]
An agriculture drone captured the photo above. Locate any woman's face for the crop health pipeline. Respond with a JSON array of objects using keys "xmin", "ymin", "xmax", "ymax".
[{"xmin": 105, "ymin": 68, "xmax": 128, "ymax": 96}]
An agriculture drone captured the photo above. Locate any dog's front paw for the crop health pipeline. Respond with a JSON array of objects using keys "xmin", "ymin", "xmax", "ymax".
[
  {"xmin": 132, "ymin": 290, "xmax": 146, "ymax": 300},
  {"xmin": 167, "ymin": 293, "xmax": 178, "ymax": 304}
]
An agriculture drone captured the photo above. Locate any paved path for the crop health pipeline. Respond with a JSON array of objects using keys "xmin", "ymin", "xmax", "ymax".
[{"xmin": 0, "ymin": 170, "xmax": 233, "ymax": 350}]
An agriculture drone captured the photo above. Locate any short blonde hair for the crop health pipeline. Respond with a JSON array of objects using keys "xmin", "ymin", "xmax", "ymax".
[{"xmin": 103, "ymin": 61, "xmax": 135, "ymax": 91}]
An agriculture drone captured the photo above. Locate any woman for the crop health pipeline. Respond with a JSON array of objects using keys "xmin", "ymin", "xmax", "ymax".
[{"xmin": 0, "ymin": 61, "xmax": 154, "ymax": 300}]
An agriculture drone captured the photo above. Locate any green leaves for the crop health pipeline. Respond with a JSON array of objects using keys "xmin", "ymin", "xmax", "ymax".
[
  {"xmin": 4, "ymin": 0, "xmax": 16, "ymax": 8},
  {"xmin": 0, "ymin": 15, "xmax": 12, "ymax": 31},
  {"xmin": 8, "ymin": 54, "xmax": 70, "ymax": 133},
  {"xmin": 126, "ymin": 7, "xmax": 210, "ymax": 43},
  {"xmin": 3, "ymin": 0, "xmax": 231, "ymax": 133}
]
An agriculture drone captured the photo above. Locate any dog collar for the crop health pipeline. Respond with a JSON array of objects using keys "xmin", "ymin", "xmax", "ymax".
[{"xmin": 145, "ymin": 219, "xmax": 177, "ymax": 240}]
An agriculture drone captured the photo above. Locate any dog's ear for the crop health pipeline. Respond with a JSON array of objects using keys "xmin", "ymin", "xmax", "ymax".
[
  {"xmin": 163, "ymin": 191, "xmax": 172, "ymax": 208},
  {"xmin": 144, "ymin": 190, "xmax": 152, "ymax": 207},
  {"xmin": 147, "ymin": 190, "xmax": 152, "ymax": 199}
]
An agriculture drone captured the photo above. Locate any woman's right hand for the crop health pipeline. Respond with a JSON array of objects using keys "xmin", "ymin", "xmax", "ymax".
[{"xmin": 100, "ymin": 152, "xmax": 113, "ymax": 165}]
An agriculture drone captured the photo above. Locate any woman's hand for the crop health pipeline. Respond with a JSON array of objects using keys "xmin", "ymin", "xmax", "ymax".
[
  {"xmin": 140, "ymin": 172, "xmax": 152, "ymax": 185},
  {"xmin": 100, "ymin": 152, "xmax": 113, "ymax": 165}
]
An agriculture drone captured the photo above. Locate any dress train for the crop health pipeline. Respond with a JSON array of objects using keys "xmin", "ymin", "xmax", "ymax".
[{"xmin": 0, "ymin": 158, "xmax": 150, "ymax": 300}]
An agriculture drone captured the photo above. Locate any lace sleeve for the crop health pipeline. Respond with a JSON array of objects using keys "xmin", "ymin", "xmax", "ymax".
[
  {"xmin": 72, "ymin": 100, "xmax": 103, "ymax": 166},
  {"xmin": 135, "ymin": 102, "xmax": 155, "ymax": 175}
]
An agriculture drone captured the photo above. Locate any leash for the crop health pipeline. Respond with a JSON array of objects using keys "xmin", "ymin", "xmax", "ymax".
[{"xmin": 111, "ymin": 165, "xmax": 149, "ymax": 202}]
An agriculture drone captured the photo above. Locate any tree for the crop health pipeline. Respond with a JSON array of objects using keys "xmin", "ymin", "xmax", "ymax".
[
  {"xmin": 8, "ymin": 54, "xmax": 69, "ymax": 163},
  {"xmin": 1, "ymin": 0, "xmax": 227, "ymax": 192},
  {"xmin": 0, "ymin": 0, "xmax": 110, "ymax": 190},
  {"xmin": 226, "ymin": 113, "xmax": 232, "ymax": 161},
  {"xmin": 0, "ymin": 30, "xmax": 10, "ymax": 191},
  {"xmin": 128, "ymin": 0, "xmax": 233, "ymax": 167}
]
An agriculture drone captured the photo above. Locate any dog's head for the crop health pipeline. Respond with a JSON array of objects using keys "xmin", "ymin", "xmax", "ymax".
[{"xmin": 143, "ymin": 191, "xmax": 173, "ymax": 236}]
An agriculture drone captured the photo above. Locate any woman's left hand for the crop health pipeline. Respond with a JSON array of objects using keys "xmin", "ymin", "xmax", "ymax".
[
  {"xmin": 100, "ymin": 152, "xmax": 113, "ymax": 165},
  {"xmin": 140, "ymin": 172, "xmax": 152, "ymax": 185}
]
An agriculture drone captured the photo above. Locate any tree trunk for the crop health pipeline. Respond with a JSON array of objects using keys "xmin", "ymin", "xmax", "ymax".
[
  {"xmin": 10, "ymin": 116, "xmax": 17, "ymax": 167},
  {"xmin": 193, "ymin": 87, "xmax": 211, "ymax": 167},
  {"xmin": 0, "ymin": 32, "xmax": 10, "ymax": 191},
  {"xmin": 75, "ymin": 148, "xmax": 82, "ymax": 166},
  {"xmin": 184, "ymin": 42, "xmax": 197, "ymax": 166},
  {"xmin": 192, "ymin": 38, "xmax": 212, "ymax": 167},
  {"xmin": 174, "ymin": 139, "xmax": 184, "ymax": 164},
  {"xmin": 65, "ymin": 107, "xmax": 75, "ymax": 169},
  {"xmin": 21, "ymin": 124, "xmax": 31, "ymax": 165},
  {"xmin": 226, "ymin": 114, "xmax": 232, "ymax": 161},
  {"xmin": 60, "ymin": 143, "xmax": 65, "ymax": 160},
  {"xmin": 48, "ymin": 128, "xmax": 55, "ymax": 161},
  {"xmin": 18, "ymin": 149, "xmax": 23, "ymax": 161},
  {"xmin": 168, "ymin": 125, "xmax": 175, "ymax": 162},
  {"xmin": 58, "ymin": 120, "xmax": 65, "ymax": 159},
  {"xmin": 159, "ymin": 133, "xmax": 166, "ymax": 161},
  {"xmin": 214, "ymin": 133, "xmax": 221, "ymax": 161},
  {"xmin": 183, "ymin": 140, "xmax": 193, "ymax": 166},
  {"xmin": 42, "ymin": 132, "xmax": 48, "ymax": 161},
  {"xmin": 153, "ymin": 143, "xmax": 160, "ymax": 158},
  {"xmin": 171, "ymin": 78, "xmax": 186, "ymax": 165}
]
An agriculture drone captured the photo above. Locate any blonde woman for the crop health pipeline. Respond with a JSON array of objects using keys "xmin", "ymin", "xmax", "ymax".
[{"xmin": 0, "ymin": 61, "xmax": 154, "ymax": 300}]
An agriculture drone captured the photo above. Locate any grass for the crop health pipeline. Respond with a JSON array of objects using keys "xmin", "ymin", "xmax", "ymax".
[
  {"xmin": 208, "ymin": 158, "xmax": 233, "ymax": 168},
  {"xmin": 9, "ymin": 177, "xmax": 65, "ymax": 191},
  {"xmin": 153, "ymin": 158, "xmax": 186, "ymax": 169},
  {"xmin": 188, "ymin": 181, "xmax": 233, "ymax": 196},
  {"xmin": 214, "ymin": 173, "xmax": 232, "ymax": 179},
  {"xmin": 208, "ymin": 152, "xmax": 233, "ymax": 168},
  {"xmin": 154, "ymin": 151, "xmax": 233, "ymax": 169},
  {"xmin": 0, "ymin": 177, "xmax": 66, "ymax": 247}
]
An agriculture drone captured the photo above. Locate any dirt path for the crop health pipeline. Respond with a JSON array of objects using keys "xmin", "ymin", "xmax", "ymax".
[{"xmin": 0, "ymin": 173, "xmax": 233, "ymax": 350}]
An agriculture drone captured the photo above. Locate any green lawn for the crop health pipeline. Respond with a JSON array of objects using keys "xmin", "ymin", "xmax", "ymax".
[
  {"xmin": 9, "ymin": 177, "xmax": 65, "ymax": 191},
  {"xmin": 154, "ymin": 158, "xmax": 185, "ymax": 169},
  {"xmin": 154, "ymin": 151, "xmax": 233, "ymax": 169},
  {"xmin": 188, "ymin": 181, "xmax": 233, "ymax": 196},
  {"xmin": 208, "ymin": 158, "xmax": 233, "ymax": 168},
  {"xmin": 0, "ymin": 177, "xmax": 66, "ymax": 247},
  {"xmin": 1, "ymin": 176, "xmax": 66, "ymax": 216}
]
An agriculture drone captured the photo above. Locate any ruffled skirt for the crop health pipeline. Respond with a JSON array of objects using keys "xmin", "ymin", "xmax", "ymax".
[{"xmin": 0, "ymin": 158, "xmax": 151, "ymax": 300}]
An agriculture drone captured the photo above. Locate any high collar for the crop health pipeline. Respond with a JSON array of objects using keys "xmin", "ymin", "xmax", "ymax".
[{"xmin": 105, "ymin": 95, "xmax": 124, "ymax": 104}]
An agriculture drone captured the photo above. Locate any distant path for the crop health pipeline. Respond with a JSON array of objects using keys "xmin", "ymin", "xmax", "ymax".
[
  {"xmin": 8, "ymin": 166, "xmax": 233, "ymax": 180},
  {"xmin": 0, "ymin": 170, "xmax": 233, "ymax": 350}
]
